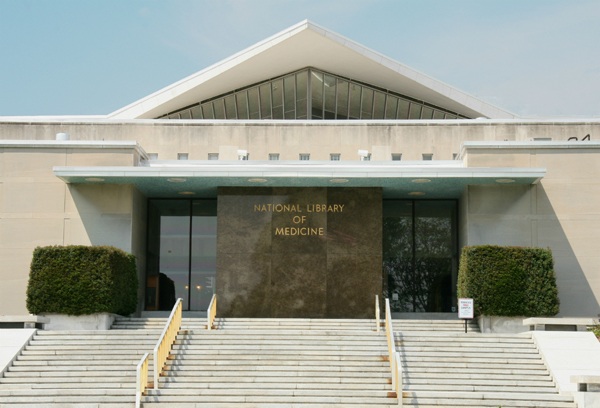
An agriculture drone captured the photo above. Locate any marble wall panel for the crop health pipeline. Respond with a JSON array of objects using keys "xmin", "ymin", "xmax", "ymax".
[
  {"xmin": 216, "ymin": 187, "xmax": 382, "ymax": 318},
  {"xmin": 326, "ymin": 252, "xmax": 382, "ymax": 318}
]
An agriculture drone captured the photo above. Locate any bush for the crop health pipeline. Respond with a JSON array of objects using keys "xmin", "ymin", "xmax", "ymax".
[
  {"xmin": 27, "ymin": 245, "xmax": 138, "ymax": 316},
  {"xmin": 457, "ymin": 245, "xmax": 559, "ymax": 317}
]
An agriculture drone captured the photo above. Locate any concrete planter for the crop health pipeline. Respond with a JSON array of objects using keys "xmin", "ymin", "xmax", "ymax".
[
  {"xmin": 478, "ymin": 315, "xmax": 528, "ymax": 333},
  {"xmin": 40, "ymin": 313, "xmax": 118, "ymax": 330}
]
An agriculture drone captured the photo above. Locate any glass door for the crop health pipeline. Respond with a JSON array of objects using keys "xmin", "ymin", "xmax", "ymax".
[
  {"xmin": 146, "ymin": 199, "xmax": 217, "ymax": 311},
  {"xmin": 383, "ymin": 200, "xmax": 457, "ymax": 312}
]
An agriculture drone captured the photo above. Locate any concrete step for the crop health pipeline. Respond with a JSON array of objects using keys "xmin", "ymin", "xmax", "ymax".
[
  {"xmin": 159, "ymin": 382, "xmax": 391, "ymax": 390},
  {"xmin": 158, "ymin": 376, "xmax": 388, "ymax": 385},
  {"xmin": 142, "ymin": 395, "xmax": 397, "ymax": 405},
  {"xmin": 402, "ymin": 390, "xmax": 576, "ymax": 407},
  {"xmin": 392, "ymin": 321, "xmax": 480, "ymax": 333},
  {"xmin": 147, "ymin": 388, "xmax": 393, "ymax": 397},
  {"xmin": 140, "ymin": 405, "xmax": 395, "ymax": 408}
]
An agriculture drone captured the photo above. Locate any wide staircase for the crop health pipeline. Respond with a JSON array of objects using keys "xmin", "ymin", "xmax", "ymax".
[
  {"xmin": 0, "ymin": 316, "xmax": 578, "ymax": 407},
  {"xmin": 395, "ymin": 320, "xmax": 577, "ymax": 407},
  {"xmin": 0, "ymin": 319, "xmax": 164, "ymax": 407},
  {"xmin": 142, "ymin": 318, "xmax": 397, "ymax": 407}
]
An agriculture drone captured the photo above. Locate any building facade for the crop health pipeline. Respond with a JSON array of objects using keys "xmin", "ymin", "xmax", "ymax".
[{"xmin": 1, "ymin": 21, "xmax": 599, "ymax": 318}]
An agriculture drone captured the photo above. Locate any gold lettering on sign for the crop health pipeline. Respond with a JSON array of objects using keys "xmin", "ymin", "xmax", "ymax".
[
  {"xmin": 254, "ymin": 204, "xmax": 303, "ymax": 212},
  {"xmin": 306, "ymin": 204, "xmax": 345, "ymax": 213},
  {"xmin": 275, "ymin": 227, "xmax": 325, "ymax": 236},
  {"xmin": 253, "ymin": 202, "xmax": 344, "ymax": 238},
  {"xmin": 253, "ymin": 204, "xmax": 344, "ymax": 213}
]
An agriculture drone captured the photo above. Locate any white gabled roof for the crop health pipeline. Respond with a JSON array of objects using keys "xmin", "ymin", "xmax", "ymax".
[{"xmin": 109, "ymin": 20, "xmax": 516, "ymax": 120}]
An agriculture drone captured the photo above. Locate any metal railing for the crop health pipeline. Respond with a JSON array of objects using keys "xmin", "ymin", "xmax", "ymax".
[
  {"xmin": 135, "ymin": 296, "xmax": 183, "ymax": 407},
  {"xmin": 153, "ymin": 298, "xmax": 183, "ymax": 389},
  {"xmin": 375, "ymin": 295, "xmax": 381, "ymax": 332},
  {"xmin": 384, "ymin": 298, "xmax": 403, "ymax": 406},
  {"xmin": 207, "ymin": 294, "xmax": 217, "ymax": 330},
  {"xmin": 135, "ymin": 352, "xmax": 150, "ymax": 408}
]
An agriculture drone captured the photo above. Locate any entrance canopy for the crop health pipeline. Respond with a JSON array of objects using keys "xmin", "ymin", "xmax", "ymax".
[{"xmin": 54, "ymin": 161, "xmax": 545, "ymax": 199}]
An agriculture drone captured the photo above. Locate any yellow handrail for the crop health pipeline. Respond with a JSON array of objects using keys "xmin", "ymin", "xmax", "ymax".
[
  {"xmin": 375, "ymin": 295, "xmax": 381, "ymax": 332},
  {"xmin": 384, "ymin": 298, "xmax": 402, "ymax": 406},
  {"xmin": 153, "ymin": 298, "xmax": 183, "ymax": 389},
  {"xmin": 135, "ymin": 352, "xmax": 150, "ymax": 408},
  {"xmin": 207, "ymin": 294, "xmax": 217, "ymax": 331}
]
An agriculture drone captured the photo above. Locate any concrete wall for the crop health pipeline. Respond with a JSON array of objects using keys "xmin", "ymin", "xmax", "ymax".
[
  {"xmin": 463, "ymin": 144, "xmax": 600, "ymax": 316},
  {"xmin": 0, "ymin": 120, "xmax": 598, "ymax": 161},
  {"xmin": 0, "ymin": 143, "xmax": 139, "ymax": 315}
]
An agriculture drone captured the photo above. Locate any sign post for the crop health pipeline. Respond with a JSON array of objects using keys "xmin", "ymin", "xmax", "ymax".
[{"xmin": 458, "ymin": 298, "xmax": 474, "ymax": 333}]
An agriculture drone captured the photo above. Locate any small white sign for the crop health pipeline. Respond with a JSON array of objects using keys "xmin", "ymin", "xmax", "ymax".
[{"xmin": 458, "ymin": 298, "xmax": 474, "ymax": 319}]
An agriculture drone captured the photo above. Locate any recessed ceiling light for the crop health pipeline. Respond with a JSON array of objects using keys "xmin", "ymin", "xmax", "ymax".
[
  {"xmin": 411, "ymin": 178, "xmax": 431, "ymax": 183},
  {"xmin": 178, "ymin": 191, "xmax": 195, "ymax": 195},
  {"xmin": 330, "ymin": 178, "xmax": 349, "ymax": 183},
  {"xmin": 408, "ymin": 191, "xmax": 426, "ymax": 196},
  {"xmin": 167, "ymin": 178, "xmax": 187, "ymax": 183},
  {"xmin": 85, "ymin": 177, "xmax": 105, "ymax": 182},
  {"xmin": 496, "ymin": 179, "xmax": 515, "ymax": 183},
  {"xmin": 248, "ymin": 178, "xmax": 267, "ymax": 183}
]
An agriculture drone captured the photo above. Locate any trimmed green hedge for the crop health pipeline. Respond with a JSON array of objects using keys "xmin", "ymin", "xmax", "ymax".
[
  {"xmin": 27, "ymin": 245, "xmax": 138, "ymax": 316},
  {"xmin": 458, "ymin": 245, "xmax": 559, "ymax": 317}
]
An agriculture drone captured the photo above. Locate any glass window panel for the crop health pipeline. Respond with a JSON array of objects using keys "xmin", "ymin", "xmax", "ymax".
[
  {"xmin": 213, "ymin": 99, "xmax": 225, "ymax": 119},
  {"xmin": 259, "ymin": 83, "xmax": 272, "ymax": 119},
  {"xmin": 179, "ymin": 110, "xmax": 191, "ymax": 120},
  {"xmin": 296, "ymin": 70, "xmax": 308, "ymax": 101},
  {"xmin": 408, "ymin": 103, "xmax": 421, "ymax": 120},
  {"xmin": 296, "ymin": 71, "xmax": 308, "ymax": 119},
  {"xmin": 299, "ymin": 153, "xmax": 310, "ymax": 160},
  {"xmin": 414, "ymin": 201, "xmax": 456, "ymax": 312},
  {"xmin": 361, "ymin": 87, "xmax": 373, "ymax": 119},
  {"xmin": 349, "ymin": 83, "xmax": 361, "ymax": 119},
  {"xmin": 247, "ymin": 87, "xmax": 260, "ymax": 119},
  {"xmin": 392, "ymin": 153, "xmax": 402, "ymax": 161},
  {"xmin": 433, "ymin": 110, "xmax": 445, "ymax": 120},
  {"xmin": 323, "ymin": 74, "xmax": 336, "ymax": 119},
  {"xmin": 271, "ymin": 79, "xmax": 284, "ymax": 119},
  {"xmin": 336, "ymin": 79, "xmax": 349, "ymax": 119},
  {"xmin": 269, "ymin": 153, "xmax": 280, "ymax": 160},
  {"xmin": 224, "ymin": 95, "xmax": 237, "ymax": 119},
  {"xmin": 398, "ymin": 99, "xmax": 410, "ymax": 119},
  {"xmin": 311, "ymin": 70, "xmax": 324, "ymax": 119},
  {"xmin": 201, "ymin": 103, "xmax": 214, "ymax": 119},
  {"xmin": 208, "ymin": 153, "xmax": 218, "ymax": 160},
  {"xmin": 330, "ymin": 153, "xmax": 340, "ymax": 161},
  {"xmin": 421, "ymin": 106, "xmax": 434, "ymax": 120},
  {"xmin": 385, "ymin": 96, "xmax": 399, "ymax": 119},
  {"xmin": 383, "ymin": 201, "xmax": 414, "ymax": 312},
  {"xmin": 190, "ymin": 105, "xmax": 203, "ymax": 119},
  {"xmin": 190, "ymin": 200, "xmax": 217, "ymax": 311},
  {"xmin": 373, "ymin": 91, "xmax": 386, "ymax": 119},
  {"xmin": 284, "ymin": 75, "xmax": 296, "ymax": 119},
  {"xmin": 168, "ymin": 113, "xmax": 180, "ymax": 120},
  {"xmin": 236, "ymin": 92, "xmax": 249, "ymax": 119},
  {"xmin": 296, "ymin": 101, "xmax": 307, "ymax": 119}
]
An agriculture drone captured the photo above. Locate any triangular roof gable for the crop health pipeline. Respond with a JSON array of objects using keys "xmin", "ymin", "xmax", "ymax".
[{"xmin": 109, "ymin": 20, "xmax": 515, "ymax": 120}]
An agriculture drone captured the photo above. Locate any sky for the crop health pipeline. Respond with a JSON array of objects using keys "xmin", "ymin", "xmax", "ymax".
[{"xmin": 1, "ymin": 0, "xmax": 599, "ymax": 118}]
